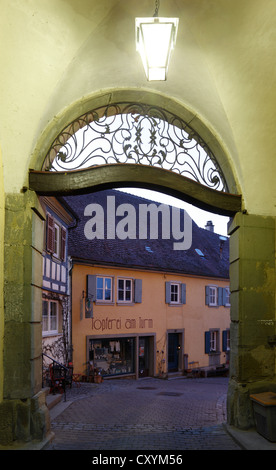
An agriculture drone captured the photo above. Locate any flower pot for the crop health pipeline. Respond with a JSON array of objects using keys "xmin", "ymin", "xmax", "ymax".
[{"xmin": 94, "ymin": 375, "xmax": 103, "ymax": 383}]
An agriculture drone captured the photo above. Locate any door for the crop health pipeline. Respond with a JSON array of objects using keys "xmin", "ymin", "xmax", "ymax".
[
  {"xmin": 168, "ymin": 333, "xmax": 179, "ymax": 372},
  {"xmin": 139, "ymin": 337, "xmax": 150, "ymax": 377}
]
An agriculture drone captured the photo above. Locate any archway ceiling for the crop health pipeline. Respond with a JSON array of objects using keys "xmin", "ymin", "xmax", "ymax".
[{"xmin": 1, "ymin": 0, "xmax": 276, "ymax": 215}]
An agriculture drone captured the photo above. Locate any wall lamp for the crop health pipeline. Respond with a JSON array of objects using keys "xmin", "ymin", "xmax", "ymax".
[
  {"xmin": 81, "ymin": 291, "xmax": 94, "ymax": 319},
  {"xmin": 135, "ymin": 0, "xmax": 179, "ymax": 81}
]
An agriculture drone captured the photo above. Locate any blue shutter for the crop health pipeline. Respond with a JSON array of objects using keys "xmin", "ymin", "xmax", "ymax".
[
  {"xmin": 87, "ymin": 275, "xmax": 96, "ymax": 299},
  {"xmin": 205, "ymin": 286, "xmax": 210, "ymax": 305},
  {"xmin": 205, "ymin": 331, "xmax": 211, "ymax": 354},
  {"xmin": 85, "ymin": 275, "xmax": 96, "ymax": 318},
  {"xmin": 181, "ymin": 283, "xmax": 186, "ymax": 304},
  {"xmin": 218, "ymin": 287, "xmax": 223, "ymax": 306},
  {"xmin": 222, "ymin": 288, "xmax": 227, "ymax": 306},
  {"xmin": 222, "ymin": 330, "xmax": 228, "ymax": 351},
  {"xmin": 134, "ymin": 279, "xmax": 142, "ymax": 303},
  {"xmin": 165, "ymin": 282, "xmax": 171, "ymax": 303}
]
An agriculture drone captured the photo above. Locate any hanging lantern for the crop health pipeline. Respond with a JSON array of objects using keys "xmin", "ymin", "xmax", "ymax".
[{"xmin": 135, "ymin": 2, "xmax": 178, "ymax": 81}]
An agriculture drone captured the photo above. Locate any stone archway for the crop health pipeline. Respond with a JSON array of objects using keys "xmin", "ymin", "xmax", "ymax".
[
  {"xmin": 28, "ymin": 90, "xmax": 252, "ymax": 432},
  {"xmin": 5, "ymin": 88, "xmax": 274, "ymax": 448}
]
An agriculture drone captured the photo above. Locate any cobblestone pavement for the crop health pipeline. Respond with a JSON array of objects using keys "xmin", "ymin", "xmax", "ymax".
[{"xmin": 45, "ymin": 377, "xmax": 242, "ymax": 451}]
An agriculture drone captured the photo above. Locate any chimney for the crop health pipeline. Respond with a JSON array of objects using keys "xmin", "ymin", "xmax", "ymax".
[{"xmin": 205, "ymin": 220, "xmax": 214, "ymax": 232}]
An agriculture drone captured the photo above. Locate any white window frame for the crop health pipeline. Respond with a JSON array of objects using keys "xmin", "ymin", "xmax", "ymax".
[
  {"xmin": 53, "ymin": 223, "xmax": 60, "ymax": 258},
  {"xmin": 208, "ymin": 286, "xmax": 218, "ymax": 306},
  {"xmin": 42, "ymin": 299, "xmax": 59, "ymax": 336},
  {"xmin": 210, "ymin": 330, "xmax": 219, "ymax": 352},
  {"xmin": 224, "ymin": 287, "xmax": 231, "ymax": 307},
  {"xmin": 225, "ymin": 329, "xmax": 230, "ymax": 351},
  {"xmin": 96, "ymin": 276, "xmax": 113, "ymax": 302},
  {"xmin": 117, "ymin": 278, "xmax": 133, "ymax": 303},
  {"xmin": 170, "ymin": 282, "xmax": 181, "ymax": 304}
]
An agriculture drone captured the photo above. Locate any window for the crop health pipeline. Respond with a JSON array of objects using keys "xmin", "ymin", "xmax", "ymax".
[
  {"xmin": 89, "ymin": 337, "xmax": 135, "ymax": 377},
  {"xmin": 42, "ymin": 299, "xmax": 59, "ymax": 335},
  {"xmin": 53, "ymin": 223, "xmax": 60, "ymax": 258},
  {"xmin": 96, "ymin": 276, "xmax": 112, "ymax": 302},
  {"xmin": 87, "ymin": 275, "xmax": 142, "ymax": 304},
  {"xmin": 206, "ymin": 286, "xmax": 218, "ymax": 306},
  {"xmin": 223, "ymin": 329, "xmax": 230, "ymax": 351},
  {"xmin": 46, "ymin": 214, "xmax": 66, "ymax": 260},
  {"xmin": 210, "ymin": 330, "xmax": 218, "ymax": 352},
  {"xmin": 165, "ymin": 281, "xmax": 186, "ymax": 305},
  {"xmin": 205, "ymin": 286, "xmax": 230, "ymax": 307},
  {"xmin": 118, "ymin": 278, "xmax": 132, "ymax": 302},
  {"xmin": 171, "ymin": 283, "xmax": 180, "ymax": 303},
  {"xmin": 224, "ymin": 287, "xmax": 231, "ymax": 307},
  {"xmin": 205, "ymin": 329, "xmax": 220, "ymax": 354}
]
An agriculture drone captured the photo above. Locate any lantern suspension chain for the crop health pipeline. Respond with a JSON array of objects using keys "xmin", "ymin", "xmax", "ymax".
[{"xmin": 153, "ymin": 0, "xmax": 160, "ymax": 17}]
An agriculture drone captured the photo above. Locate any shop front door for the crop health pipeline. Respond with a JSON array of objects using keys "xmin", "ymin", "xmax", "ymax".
[{"xmin": 139, "ymin": 337, "xmax": 150, "ymax": 377}]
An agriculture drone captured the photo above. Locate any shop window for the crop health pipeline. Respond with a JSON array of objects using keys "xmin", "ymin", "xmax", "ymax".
[
  {"xmin": 42, "ymin": 299, "xmax": 59, "ymax": 335},
  {"xmin": 88, "ymin": 337, "xmax": 135, "ymax": 376},
  {"xmin": 165, "ymin": 281, "xmax": 186, "ymax": 305}
]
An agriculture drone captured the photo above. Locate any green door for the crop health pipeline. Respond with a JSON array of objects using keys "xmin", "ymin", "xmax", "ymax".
[{"xmin": 168, "ymin": 333, "xmax": 179, "ymax": 372}]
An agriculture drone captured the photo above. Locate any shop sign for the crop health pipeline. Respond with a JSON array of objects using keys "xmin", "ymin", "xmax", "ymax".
[{"xmin": 91, "ymin": 316, "xmax": 153, "ymax": 332}]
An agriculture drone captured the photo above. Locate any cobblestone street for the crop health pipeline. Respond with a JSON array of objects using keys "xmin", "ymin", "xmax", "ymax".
[{"xmin": 45, "ymin": 377, "xmax": 242, "ymax": 451}]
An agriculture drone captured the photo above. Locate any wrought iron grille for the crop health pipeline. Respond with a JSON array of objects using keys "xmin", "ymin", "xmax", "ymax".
[{"xmin": 42, "ymin": 103, "xmax": 228, "ymax": 192}]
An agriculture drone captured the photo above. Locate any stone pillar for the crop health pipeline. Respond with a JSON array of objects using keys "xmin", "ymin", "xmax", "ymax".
[
  {"xmin": 227, "ymin": 213, "xmax": 276, "ymax": 429},
  {"xmin": 0, "ymin": 190, "xmax": 50, "ymax": 446}
]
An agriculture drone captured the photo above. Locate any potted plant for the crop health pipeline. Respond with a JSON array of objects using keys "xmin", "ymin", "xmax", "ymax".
[{"xmin": 93, "ymin": 367, "xmax": 103, "ymax": 383}]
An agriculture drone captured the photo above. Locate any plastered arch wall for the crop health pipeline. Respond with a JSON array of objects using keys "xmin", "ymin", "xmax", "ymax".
[{"xmin": 0, "ymin": 144, "xmax": 4, "ymax": 403}]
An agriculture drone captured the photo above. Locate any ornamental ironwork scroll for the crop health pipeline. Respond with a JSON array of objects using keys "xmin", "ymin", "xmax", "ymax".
[{"xmin": 42, "ymin": 103, "xmax": 228, "ymax": 192}]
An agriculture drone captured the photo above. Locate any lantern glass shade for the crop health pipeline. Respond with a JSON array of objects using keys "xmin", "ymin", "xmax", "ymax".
[{"xmin": 136, "ymin": 17, "xmax": 179, "ymax": 81}]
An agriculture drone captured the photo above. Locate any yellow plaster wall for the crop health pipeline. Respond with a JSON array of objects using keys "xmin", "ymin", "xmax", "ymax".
[
  {"xmin": 71, "ymin": 264, "xmax": 230, "ymax": 375},
  {"xmin": 0, "ymin": 146, "xmax": 4, "ymax": 402}
]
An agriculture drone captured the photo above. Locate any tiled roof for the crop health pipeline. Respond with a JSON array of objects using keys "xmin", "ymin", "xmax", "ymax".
[{"xmin": 62, "ymin": 189, "xmax": 229, "ymax": 279}]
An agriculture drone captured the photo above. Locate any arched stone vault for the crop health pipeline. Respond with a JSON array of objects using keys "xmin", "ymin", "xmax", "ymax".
[{"xmin": 1, "ymin": 0, "xmax": 275, "ymax": 446}]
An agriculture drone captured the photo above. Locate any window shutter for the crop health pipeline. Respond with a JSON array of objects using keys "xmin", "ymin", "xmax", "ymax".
[
  {"xmin": 205, "ymin": 286, "xmax": 210, "ymax": 306},
  {"xmin": 47, "ymin": 214, "xmax": 55, "ymax": 253},
  {"xmin": 218, "ymin": 287, "xmax": 223, "ymax": 306},
  {"xmin": 134, "ymin": 279, "xmax": 142, "ymax": 303},
  {"xmin": 87, "ymin": 275, "xmax": 97, "ymax": 299},
  {"xmin": 205, "ymin": 331, "xmax": 211, "ymax": 354},
  {"xmin": 222, "ymin": 288, "xmax": 227, "ymax": 306},
  {"xmin": 180, "ymin": 283, "xmax": 186, "ymax": 304},
  {"xmin": 222, "ymin": 330, "xmax": 228, "ymax": 351},
  {"xmin": 165, "ymin": 282, "xmax": 171, "ymax": 303},
  {"xmin": 61, "ymin": 227, "xmax": 66, "ymax": 260}
]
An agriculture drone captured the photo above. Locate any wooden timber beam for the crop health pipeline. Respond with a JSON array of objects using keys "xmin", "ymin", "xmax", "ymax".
[{"xmin": 29, "ymin": 164, "xmax": 242, "ymax": 216}]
